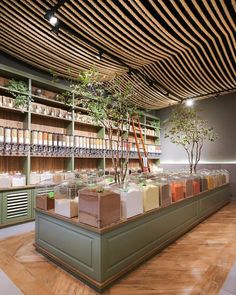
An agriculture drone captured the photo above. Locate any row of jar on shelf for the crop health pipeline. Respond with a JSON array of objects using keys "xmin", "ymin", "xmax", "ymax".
[
  {"xmin": 36, "ymin": 169, "xmax": 229, "ymax": 228},
  {"xmin": 0, "ymin": 168, "xmax": 146, "ymax": 188},
  {"xmin": 0, "ymin": 127, "xmax": 161, "ymax": 156},
  {"xmin": 0, "ymin": 96, "xmax": 158, "ymax": 136}
]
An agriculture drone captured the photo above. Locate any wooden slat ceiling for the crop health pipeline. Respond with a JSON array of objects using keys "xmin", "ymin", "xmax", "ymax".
[{"xmin": 0, "ymin": 0, "xmax": 236, "ymax": 109}]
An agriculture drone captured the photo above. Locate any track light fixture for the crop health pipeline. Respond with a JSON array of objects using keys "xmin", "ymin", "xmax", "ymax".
[
  {"xmin": 43, "ymin": 0, "xmax": 180, "ymax": 102},
  {"xmin": 96, "ymin": 49, "xmax": 104, "ymax": 60},
  {"xmin": 44, "ymin": 10, "xmax": 58, "ymax": 26}
]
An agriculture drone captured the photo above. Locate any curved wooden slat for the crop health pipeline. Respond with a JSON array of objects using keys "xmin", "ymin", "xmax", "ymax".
[{"xmin": 0, "ymin": 0, "xmax": 235, "ymax": 109}]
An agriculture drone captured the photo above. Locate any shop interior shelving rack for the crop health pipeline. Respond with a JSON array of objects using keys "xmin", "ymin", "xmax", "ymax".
[{"xmin": 0, "ymin": 64, "xmax": 161, "ymax": 227}]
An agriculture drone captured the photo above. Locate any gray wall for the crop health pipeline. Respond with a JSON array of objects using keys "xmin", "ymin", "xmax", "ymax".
[{"xmin": 156, "ymin": 92, "xmax": 236, "ymax": 198}]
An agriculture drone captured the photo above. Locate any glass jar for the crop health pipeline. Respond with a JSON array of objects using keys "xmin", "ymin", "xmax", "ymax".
[
  {"xmin": 48, "ymin": 133, "xmax": 53, "ymax": 146},
  {"xmin": 170, "ymin": 175, "xmax": 185, "ymax": 202},
  {"xmin": 54, "ymin": 180, "xmax": 80, "ymax": 218},
  {"xmin": 154, "ymin": 177, "xmax": 171, "ymax": 207},
  {"xmin": 12, "ymin": 172, "xmax": 26, "ymax": 187},
  {"xmin": 38, "ymin": 131, "xmax": 43, "ymax": 145},
  {"xmin": 11, "ymin": 128, "xmax": 18, "ymax": 144},
  {"xmin": 43, "ymin": 132, "xmax": 48, "ymax": 146},
  {"xmin": 0, "ymin": 126, "xmax": 4, "ymax": 143},
  {"xmin": 5, "ymin": 127, "xmax": 11, "ymax": 144},
  {"xmin": 31, "ymin": 130, "xmax": 38, "ymax": 145},
  {"xmin": 18, "ymin": 129, "xmax": 24, "ymax": 144}
]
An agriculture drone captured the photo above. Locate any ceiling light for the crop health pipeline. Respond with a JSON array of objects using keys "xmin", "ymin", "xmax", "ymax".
[
  {"xmin": 96, "ymin": 49, "xmax": 104, "ymax": 60},
  {"xmin": 44, "ymin": 9, "xmax": 58, "ymax": 27},
  {"xmin": 49, "ymin": 16, "xmax": 58, "ymax": 26},
  {"xmin": 185, "ymin": 99, "xmax": 194, "ymax": 107}
]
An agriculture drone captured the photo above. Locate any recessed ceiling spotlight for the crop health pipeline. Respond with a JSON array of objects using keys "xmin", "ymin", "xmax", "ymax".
[
  {"xmin": 185, "ymin": 99, "xmax": 194, "ymax": 107},
  {"xmin": 49, "ymin": 15, "xmax": 58, "ymax": 26},
  {"xmin": 96, "ymin": 49, "xmax": 104, "ymax": 60}
]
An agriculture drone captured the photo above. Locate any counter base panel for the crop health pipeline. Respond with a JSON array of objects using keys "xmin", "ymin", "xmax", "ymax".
[{"xmin": 35, "ymin": 185, "xmax": 230, "ymax": 290}]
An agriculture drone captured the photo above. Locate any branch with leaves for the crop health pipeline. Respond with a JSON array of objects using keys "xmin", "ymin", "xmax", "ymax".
[
  {"xmin": 54, "ymin": 68, "xmax": 140, "ymax": 184},
  {"xmin": 7, "ymin": 79, "xmax": 31, "ymax": 111},
  {"xmin": 164, "ymin": 104, "xmax": 217, "ymax": 174}
]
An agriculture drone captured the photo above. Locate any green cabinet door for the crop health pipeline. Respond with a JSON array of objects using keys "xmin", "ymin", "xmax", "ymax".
[{"xmin": 2, "ymin": 189, "xmax": 32, "ymax": 225}]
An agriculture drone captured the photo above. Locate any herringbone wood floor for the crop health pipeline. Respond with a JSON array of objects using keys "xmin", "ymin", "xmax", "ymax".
[{"xmin": 1, "ymin": 202, "xmax": 236, "ymax": 295}]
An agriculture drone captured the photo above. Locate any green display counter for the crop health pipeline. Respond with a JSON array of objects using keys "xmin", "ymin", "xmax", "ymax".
[{"xmin": 35, "ymin": 184, "xmax": 230, "ymax": 291}]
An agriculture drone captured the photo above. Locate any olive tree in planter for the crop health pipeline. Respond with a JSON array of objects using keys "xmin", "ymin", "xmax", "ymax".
[
  {"xmin": 71, "ymin": 70, "xmax": 139, "ymax": 184},
  {"xmin": 164, "ymin": 104, "xmax": 217, "ymax": 174}
]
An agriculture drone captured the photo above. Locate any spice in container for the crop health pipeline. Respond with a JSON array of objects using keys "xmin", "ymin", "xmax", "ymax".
[
  {"xmin": 38, "ymin": 131, "xmax": 43, "ymax": 145},
  {"xmin": 32, "ymin": 130, "xmax": 38, "ymax": 145},
  {"xmin": 43, "ymin": 132, "xmax": 48, "ymax": 146},
  {"xmin": 24, "ymin": 130, "xmax": 30, "ymax": 144},
  {"xmin": 0, "ymin": 127, "xmax": 4, "ymax": 143},
  {"xmin": 66, "ymin": 135, "xmax": 70, "ymax": 147},
  {"xmin": 58, "ymin": 134, "xmax": 63, "ymax": 147},
  {"xmin": 69, "ymin": 135, "xmax": 74, "ymax": 148},
  {"xmin": 5, "ymin": 128, "xmax": 11, "ymax": 144},
  {"xmin": 48, "ymin": 133, "xmax": 53, "ymax": 146},
  {"xmin": 74, "ymin": 136, "xmax": 79, "ymax": 148},
  {"xmin": 12, "ymin": 128, "xmax": 18, "ymax": 144},
  {"xmin": 53, "ymin": 133, "xmax": 58, "ymax": 146},
  {"xmin": 18, "ymin": 129, "xmax": 24, "ymax": 144},
  {"xmin": 62, "ymin": 134, "xmax": 66, "ymax": 147}
]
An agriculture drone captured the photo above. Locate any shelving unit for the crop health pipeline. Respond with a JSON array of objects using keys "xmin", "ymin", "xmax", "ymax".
[{"xmin": 0, "ymin": 65, "xmax": 161, "ymax": 227}]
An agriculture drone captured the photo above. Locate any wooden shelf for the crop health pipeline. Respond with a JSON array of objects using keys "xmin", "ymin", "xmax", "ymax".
[
  {"xmin": 31, "ymin": 111, "xmax": 72, "ymax": 122},
  {"xmin": 0, "ymin": 66, "xmax": 161, "ymax": 184},
  {"xmin": 74, "ymin": 120, "xmax": 102, "ymax": 129},
  {"xmin": 0, "ymin": 104, "xmax": 28, "ymax": 115}
]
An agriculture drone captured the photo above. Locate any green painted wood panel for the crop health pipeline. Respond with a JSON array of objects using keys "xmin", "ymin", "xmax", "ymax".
[
  {"xmin": 2, "ymin": 189, "xmax": 32, "ymax": 225},
  {"xmin": 35, "ymin": 185, "xmax": 230, "ymax": 288},
  {"xmin": 101, "ymin": 198, "xmax": 198, "ymax": 278},
  {"xmin": 199, "ymin": 186, "xmax": 230, "ymax": 218},
  {"xmin": 35, "ymin": 214, "xmax": 102, "ymax": 281}
]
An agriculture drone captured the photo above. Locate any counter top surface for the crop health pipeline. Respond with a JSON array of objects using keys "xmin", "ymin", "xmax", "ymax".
[{"xmin": 35, "ymin": 184, "xmax": 229, "ymax": 234}]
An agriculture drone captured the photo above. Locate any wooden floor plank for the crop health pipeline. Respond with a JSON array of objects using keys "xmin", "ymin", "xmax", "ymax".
[{"xmin": 0, "ymin": 202, "xmax": 236, "ymax": 295}]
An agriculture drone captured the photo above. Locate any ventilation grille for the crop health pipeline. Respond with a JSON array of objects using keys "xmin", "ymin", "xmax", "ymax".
[{"xmin": 7, "ymin": 192, "xmax": 28, "ymax": 219}]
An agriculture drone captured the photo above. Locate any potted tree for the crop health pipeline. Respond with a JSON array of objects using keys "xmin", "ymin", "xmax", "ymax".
[
  {"xmin": 164, "ymin": 104, "xmax": 217, "ymax": 174},
  {"xmin": 72, "ymin": 69, "xmax": 139, "ymax": 185}
]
